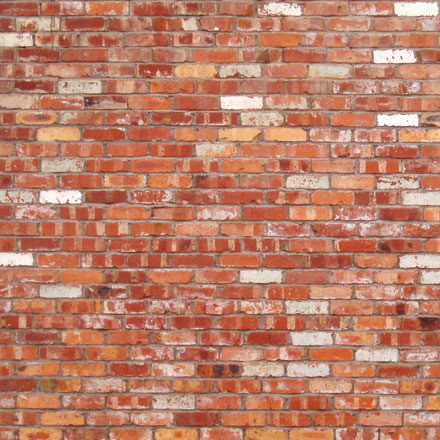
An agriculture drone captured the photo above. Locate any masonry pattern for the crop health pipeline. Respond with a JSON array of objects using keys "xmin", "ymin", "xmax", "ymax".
[{"xmin": 1, "ymin": 1, "xmax": 440, "ymax": 439}]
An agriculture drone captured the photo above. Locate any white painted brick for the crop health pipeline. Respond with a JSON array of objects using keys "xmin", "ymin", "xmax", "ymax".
[
  {"xmin": 40, "ymin": 190, "xmax": 82, "ymax": 205},
  {"xmin": 17, "ymin": 17, "xmax": 60, "ymax": 31},
  {"xmin": 0, "ymin": 190, "xmax": 36, "ymax": 204},
  {"xmin": 221, "ymin": 96, "xmax": 263, "ymax": 110},
  {"xmin": 421, "ymin": 271, "xmax": 440, "ymax": 284},
  {"xmin": 243, "ymin": 362, "xmax": 284, "ymax": 377},
  {"xmin": 152, "ymin": 395, "xmax": 195, "ymax": 410},
  {"xmin": 377, "ymin": 176, "xmax": 419, "ymax": 190},
  {"xmin": 41, "ymin": 159, "xmax": 83, "ymax": 173},
  {"xmin": 402, "ymin": 191, "xmax": 440, "ymax": 205},
  {"xmin": 58, "ymin": 80, "xmax": 102, "ymax": 94},
  {"xmin": 286, "ymin": 175, "xmax": 329, "ymax": 189},
  {"xmin": 0, "ymin": 33, "xmax": 33, "ymax": 47},
  {"xmin": 258, "ymin": 2, "xmax": 302, "ymax": 16},
  {"xmin": 40, "ymin": 285, "xmax": 82, "ymax": 298},
  {"xmin": 377, "ymin": 113, "xmax": 419, "ymax": 127},
  {"xmin": 287, "ymin": 362, "xmax": 330, "ymax": 377},
  {"xmin": 240, "ymin": 270, "xmax": 282, "ymax": 284},
  {"xmin": 373, "ymin": 49, "xmax": 416, "ymax": 64},
  {"xmin": 286, "ymin": 301, "xmax": 329, "ymax": 315},
  {"xmin": 395, "ymin": 2, "xmax": 439, "ymax": 16},
  {"xmin": 195, "ymin": 143, "xmax": 236, "ymax": 157},
  {"xmin": 291, "ymin": 332, "xmax": 333, "ymax": 346},
  {"xmin": 0, "ymin": 253, "xmax": 33, "ymax": 267},
  {"xmin": 400, "ymin": 254, "xmax": 440, "ymax": 268},
  {"xmin": 182, "ymin": 18, "xmax": 198, "ymax": 31},
  {"xmin": 355, "ymin": 347, "xmax": 398, "ymax": 362},
  {"xmin": 309, "ymin": 64, "xmax": 351, "ymax": 79},
  {"xmin": 219, "ymin": 65, "xmax": 262, "ymax": 78},
  {"xmin": 241, "ymin": 112, "xmax": 284, "ymax": 127}
]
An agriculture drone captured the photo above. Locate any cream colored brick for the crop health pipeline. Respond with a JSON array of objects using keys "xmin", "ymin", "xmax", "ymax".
[
  {"xmin": 240, "ymin": 270, "xmax": 282, "ymax": 284},
  {"xmin": 0, "ymin": 253, "xmax": 33, "ymax": 267},
  {"xmin": 221, "ymin": 96, "xmax": 263, "ymax": 110},
  {"xmin": 309, "ymin": 64, "xmax": 351, "ymax": 79},
  {"xmin": 175, "ymin": 64, "xmax": 217, "ymax": 78},
  {"xmin": 219, "ymin": 128, "xmax": 261, "ymax": 142},
  {"xmin": 37, "ymin": 127, "xmax": 80, "ymax": 142},
  {"xmin": 264, "ymin": 128, "xmax": 306, "ymax": 141},
  {"xmin": 395, "ymin": 2, "xmax": 438, "ymax": 16}
]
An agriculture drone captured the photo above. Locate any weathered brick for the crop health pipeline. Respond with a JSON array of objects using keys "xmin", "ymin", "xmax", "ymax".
[
  {"xmin": 258, "ymin": 3, "xmax": 302, "ymax": 16},
  {"xmin": 0, "ymin": 1, "xmax": 437, "ymax": 434}
]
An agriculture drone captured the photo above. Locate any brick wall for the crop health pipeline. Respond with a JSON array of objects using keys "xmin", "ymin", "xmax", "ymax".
[{"xmin": 1, "ymin": 1, "xmax": 440, "ymax": 439}]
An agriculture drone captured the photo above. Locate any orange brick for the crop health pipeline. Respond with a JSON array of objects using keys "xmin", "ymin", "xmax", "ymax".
[{"xmin": 41, "ymin": 412, "xmax": 85, "ymax": 426}]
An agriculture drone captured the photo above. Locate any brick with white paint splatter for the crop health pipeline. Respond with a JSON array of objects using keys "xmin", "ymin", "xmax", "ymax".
[
  {"xmin": 152, "ymin": 395, "xmax": 195, "ymax": 410},
  {"xmin": 40, "ymin": 190, "xmax": 82, "ymax": 204},
  {"xmin": 240, "ymin": 270, "xmax": 282, "ymax": 284},
  {"xmin": 0, "ymin": 33, "xmax": 33, "ymax": 47},
  {"xmin": 41, "ymin": 159, "xmax": 84, "ymax": 173},
  {"xmin": 377, "ymin": 176, "xmax": 419, "ymax": 190},
  {"xmin": 421, "ymin": 271, "xmax": 440, "ymax": 284},
  {"xmin": 221, "ymin": 96, "xmax": 263, "ymax": 110},
  {"xmin": 17, "ymin": 17, "xmax": 60, "ymax": 31},
  {"xmin": 58, "ymin": 80, "xmax": 102, "ymax": 94},
  {"xmin": 0, "ymin": 190, "xmax": 36, "ymax": 204},
  {"xmin": 241, "ymin": 112, "xmax": 284, "ymax": 126},
  {"xmin": 258, "ymin": 2, "xmax": 302, "ymax": 16},
  {"xmin": 402, "ymin": 192, "xmax": 440, "ymax": 205},
  {"xmin": 243, "ymin": 363, "xmax": 284, "ymax": 377},
  {"xmin": 377, "ymin": 114, "xmax": 419, "ymax": 127},
  {"xmin": 291, "ymin": 332, "xmax": 333, "ymax": 346},
  {"xmin": 287, "ymin": 362, "xmax": 330, "ymax": 377},
  {"xmin": 219, "ymin": 65, "xmax": 262, "ymax": 78},
  {"xmin": 286, "ymin": 175, "xmax": 329, "ymax": 189},
  {"xmin": 400, "ymin": 255, "xmax": 440, "ymax": 268},
  {"xmin": 394, "ymin": 2, "xmax": 439, "ymax": 16},
  {"xmin": 355, "ymin": 347, "xmax": 398, "ymax": 362},
  {"xmin": 373, "ymin": 49, "xmax": 416, "ymax": 64},
  {"xmin": 0, "ymin": 253, "xmax": 33, "ymax": 267},
  {"xmin": 286, "ymin": 301, "xmax": 329, "ymax": 314},
  {"xmin": 40, "ymin": 285, "xmax": 82, "ymax": 298}
]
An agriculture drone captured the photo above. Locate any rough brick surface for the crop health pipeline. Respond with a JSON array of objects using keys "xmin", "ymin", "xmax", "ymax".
[{"xmin": 1, "ymin": 0, "xmax": 440, "ymax": 438}]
